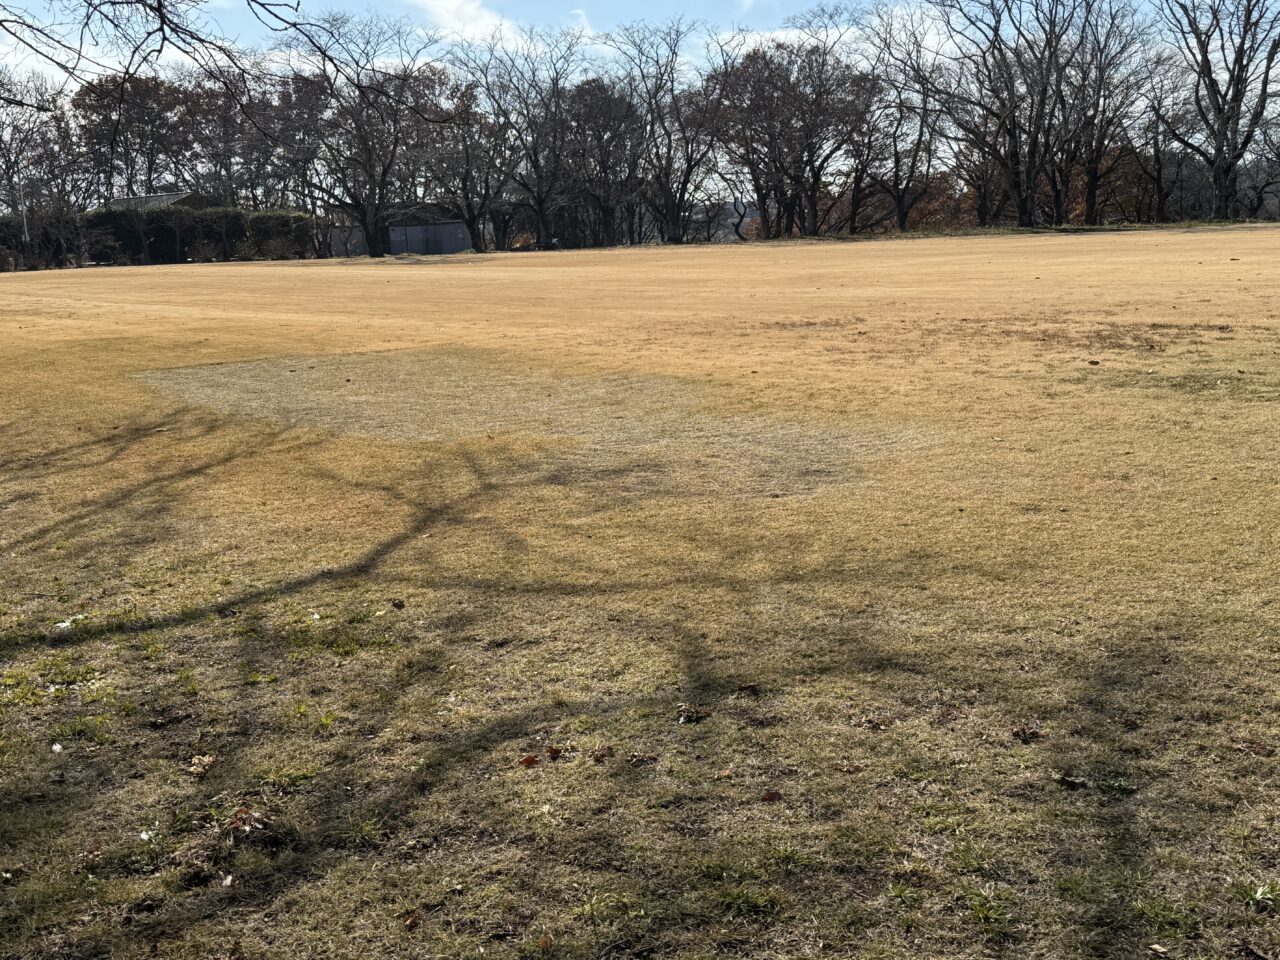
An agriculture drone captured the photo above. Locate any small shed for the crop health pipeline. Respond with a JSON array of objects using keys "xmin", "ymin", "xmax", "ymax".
[{"xmin": 330, "ymin": 204, "xmax": 472, "ymax": 257}]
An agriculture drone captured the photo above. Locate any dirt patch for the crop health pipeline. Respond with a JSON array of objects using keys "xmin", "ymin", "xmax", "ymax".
[
  {"xmin": 140, "ymin": 347, "xmax": 930, "ymax": 497},
  {"xmin": 1067, "ymin": 366, "xmax": 1280, "ymax": 400}
]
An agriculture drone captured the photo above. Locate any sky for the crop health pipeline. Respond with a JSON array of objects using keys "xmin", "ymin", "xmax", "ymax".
[{"xmin": 210, "ymin": 0, "xmax": 801, "ymax": 43}]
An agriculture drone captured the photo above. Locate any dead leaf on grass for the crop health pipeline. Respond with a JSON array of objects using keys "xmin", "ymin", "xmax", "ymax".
[
  {"xmin": 225, "ymin": 805, "xmax": 269, "ymax": 842},
  {"xmin": 188, "ymin": 755, "xmax": 218, "ymax": 777},
  {"xmin": 1233, "ymin": 740, "xmax": 1276, "ymax": 758},
  {"xmin": 677, "ymin": 703, "xmax": 710, "ymax": 724},
  {"xmin": 589, "ymin": 745, "xmax": 614, "ymax": 763},
  {"xmin": 1053, "ymin": 772, "xmax": 1091, "ymax": 791}
]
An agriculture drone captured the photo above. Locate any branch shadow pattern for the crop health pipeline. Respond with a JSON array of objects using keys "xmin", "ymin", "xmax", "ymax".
[{"xmin": 0, "ymin": 416, "xmax": 1272, "ymax": 959}]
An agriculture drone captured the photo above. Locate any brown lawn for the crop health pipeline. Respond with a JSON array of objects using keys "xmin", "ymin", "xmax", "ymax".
[{"xmin": 2, "ymin": 227, "xmax": 1279, "ymax": 959}]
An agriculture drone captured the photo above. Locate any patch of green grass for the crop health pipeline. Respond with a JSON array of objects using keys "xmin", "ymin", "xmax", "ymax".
[
  {"xmin": 37, "ymin": 655, "xmax": 98, "ymax": 687},
  {"xmin": 50, "ymin": 713, "xmax": 114, "ymax": 744},
  {"xmin": 962, "ymin": 884, "xmax": 1014, "ymax": 939},
  {"xmin": 692, "ymin": 852, "xmax": 767, "ymax": 884},
  {"xmin": 287, "ymin": 621, "xmax": 391, "ymax": 657},
  {"xmin": 761, "ymin": 843, "xmax": 818, "ymax": 875},
  {"xmin": 713, "ymin": 882, "xmax": 786, "ymax": 919},
  {"xmin": 1, "ymin": 669, "xmax": 44, "ymax": 706},
  {"xmin": 948, "ymin": 840, "xmax": 999, "ymax": 875},
  {"xmin": 339, "ymin": 817, "xmax": 386, "ymax": 848},
  {"xmin": 572, "ymin": 890, "xmax": 646, "ymax": 923},
  {"xmin": 888, "ymin": 881, "xmax": 923, "ymax": 907},
  {"xmin": 1233, "ymin": 879, "xmax": 1280, "ymax": 912},
  {"xmin": 1132, "ymin": 893, "xmax": 1199, "ymax": 937},
  {"xmin": 257, "ymin": 763, "xmax": 320, "ymax": 794},
  {"xmin": 175, "ymin": 667, "xmax": 199, "ymax": 696},
  {"xmin": 1054, "ymin": 871, "xmax": 1094, "ymax": 903}
]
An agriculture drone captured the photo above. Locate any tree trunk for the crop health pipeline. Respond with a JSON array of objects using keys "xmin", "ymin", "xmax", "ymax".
[
  {"xmin": 490, "ymin": 208, "xmax": 512, "ymax": 250},
  {"xmin": 465, "ymin": 213, "xmax": 486, "ymax": 252},
  {"xmin": 1050, "ymin": 182, "xmax": 1067, "ymax": 226},
  {"xmin": 1212, "ymin": 165, "xmax": 1235, "ymax": 220},
  {"xmin": 801, "ymin": 190, "xmax": 820, "ymax": 236},
  {"xmin": 974, "ymin": 186, "xmax": 991, "ymax": 227},
  {"xmin": 598, "ymin": 203, "xmax": 618, "ymax": 247},
  {"xmin": 362, "ymin": 213, "xmax": 385, "ymax": 258},
  {"xmin": 533, "ymin": 205, "xmax": 554, "ymax": 246},
  {"xmin": 1015, "ymin": 193, "xmax": 1035, "ymax": 228},
  {"xmin": 1083, "ymin": 163, "xmax": 1100, "ymax": 226},
  {"xmin": 662, "ymin": 193, "xmax": 683, "ymax": 244}
]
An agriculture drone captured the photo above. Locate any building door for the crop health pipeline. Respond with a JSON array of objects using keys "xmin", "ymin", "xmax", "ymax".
[{"xmin": 388, "ymin": 226, "xmax": 411, "ymax": 255}]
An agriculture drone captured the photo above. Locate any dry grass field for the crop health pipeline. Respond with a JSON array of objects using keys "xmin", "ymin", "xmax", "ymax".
[{"xmin": 2, "ymin": 227, "xmax": 1279, "ymax": 959}]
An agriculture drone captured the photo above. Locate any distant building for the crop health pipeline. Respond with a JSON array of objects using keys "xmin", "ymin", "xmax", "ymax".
[
  {"xmin": 330, "ymin": 204, "xmax": 472, "ymax": 256},
  {"xmin": 101, "ymin": 191, "xmax": 214, "ymax": 212}
]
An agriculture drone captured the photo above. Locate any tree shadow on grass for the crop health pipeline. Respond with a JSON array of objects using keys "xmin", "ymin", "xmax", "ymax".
[
  {"xmin": 0, "ymin": 412, "xmax": 940, "ymax": 958},
  {"xmin": 1, "ymin": 416, "xmax": 1261, "ymax": 959},
  {"xmin": 1037, "ymin": 623, "xmax": 1236, "ymax": 959}
]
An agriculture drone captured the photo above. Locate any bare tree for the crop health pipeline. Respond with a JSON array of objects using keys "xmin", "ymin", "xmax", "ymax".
[
  {"xmin": 1135, "ymin": 52, "xmax": 1188, "ymax": 220},
  {"xmin": 6, "ymin": 0, "xmax": 1280, "ymax": 265},
  {"xmin": 422, "ymin": 79, "xmax": 519, "ymax": 252},
  {"xmin": 607, "ymin": 19, "xmax": 721, "ymax": 244},
  {"xmin": 1155, "ymin": 0, "xmax": 1280, "ymax": 218},
  {"xmin": 287, "ymin": 14, "xmax": 442, "ymax": 258},
  {"xmin": 865, "ymin": 10, "xmax": 941, "ymax": 231},
  {"xmin": 456, "ymin": 28, "xmax": 584, "ymax": 247},
  {"xmin": 1073, "ymin": 0, "xmax": 1149, "ymax": 222},
  {"xmin": 711, "ymin": 40, "xmax": 793, "ymax": 239},
  {"xmin": 564, "ymin": 75, "xmax": 647, "ymax": 247},
  {"xmin": 899, "ymin": 0, "xmax": 1091, "ymax": 227}
]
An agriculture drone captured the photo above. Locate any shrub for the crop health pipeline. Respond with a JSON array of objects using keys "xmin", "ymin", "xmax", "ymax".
[
  {"xmin": 189, "ymin": 240, "xmax": 221, "ymax": 262},
  {"xmin": 144, "ymin": 206, "xmax": 197, "ymax": 263},
  {"xmin": 15, "ymin": 205, "xmax": 318, "ymax": 268},
  {"xmin": 84, "ymin": 208, "xmax": 148, "ymax": 262},
  {"xmin": 246, "ymin": 210, "xmax": 311, "ymax": 259},
  {"xmin": 259, "ymin": 235, "xmax": 298, "ymax": 260},
  {"xmin": 233, "ymin": 239, "xmax": 260, "ymax": 261},
  {"xmin": 194, "ymin": 208, "xmax": 247, "ymax": 260}
]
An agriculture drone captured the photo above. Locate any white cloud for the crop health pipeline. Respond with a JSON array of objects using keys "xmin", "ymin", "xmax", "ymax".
[{"xmin": 411, "ymin": 0, "xmax": 512, "ymax": 39}]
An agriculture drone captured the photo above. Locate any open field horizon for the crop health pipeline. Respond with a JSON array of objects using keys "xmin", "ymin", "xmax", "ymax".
[{"xmin": 2, "ymin": 226, "xmax": 1279, "ymax": 958}]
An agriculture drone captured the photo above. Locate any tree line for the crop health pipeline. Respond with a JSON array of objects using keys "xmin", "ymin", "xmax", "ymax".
[{"xmin": 2, "ymin": 0, "xmax": 1279, "ymax": 265}]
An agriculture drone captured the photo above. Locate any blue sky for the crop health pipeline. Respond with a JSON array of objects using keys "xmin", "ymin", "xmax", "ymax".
[{"xmin": 214, "ymin": 0, "xmax": 797, "ymax": 43}]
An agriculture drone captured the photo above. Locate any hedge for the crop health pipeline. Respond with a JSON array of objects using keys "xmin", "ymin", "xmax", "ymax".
[{"xmin": 0, "ymin": 207, "xmax": 318, "ymax": 269}]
